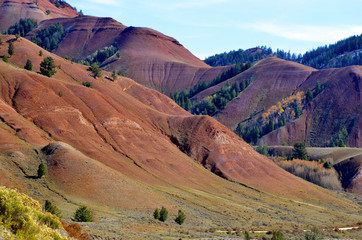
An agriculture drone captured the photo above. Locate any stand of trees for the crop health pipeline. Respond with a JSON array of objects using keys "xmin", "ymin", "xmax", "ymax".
[
  {"xmin": 31, "ymin": 23, "xmax": 66, "ymax": 52},
  {"xmin": 205, "ymin": 34, "xmax": 362, "ymax": 69},
  {"xmin": 7, "ymin": 19, "xmax": 37, "ymax": 37}
]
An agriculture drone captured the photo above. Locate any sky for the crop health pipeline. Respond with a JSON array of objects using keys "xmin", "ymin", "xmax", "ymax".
[{"xmin": 66, "ymin": 0, "xmax": 362, "ymax": 60}]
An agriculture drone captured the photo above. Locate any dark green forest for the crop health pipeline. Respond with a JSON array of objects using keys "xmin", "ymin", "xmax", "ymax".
[
  {"xmin": 7, "ymin": 19, "xmax": 37, "ymax": 37},
  {"xmin": 30, "ymin": 23, "xmax": 66, "ymax": 52},
  {"xmin": 204, "ymin": 34, "xmax": 362, "ymax": 69}
]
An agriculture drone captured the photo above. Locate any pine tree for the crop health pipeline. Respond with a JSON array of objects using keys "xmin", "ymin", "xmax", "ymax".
[
  {"xmin": 24, "ymin": 59, "xmax": 33, "ymax": 71},
  {"xmin": 306, "ymin": 90, "xmax": 313, "ymax": 104},
  {"xmin": 45, "ymin": 200, "xmax": 62, "ymax": 217},
  {"xmin": 8, "ymin": 42, "xmax": 14, "ymax": 56},
  {"xmin": 73, "ymin": 206, "xmax": 93, "ymax": 222},
  {"xmin": 153, "ymin": 208, "xmax": 160, "ymax": 220},
  {"xmin": 3, "ymin": 55, "xmax": 8, "ymax": 63},
  {"xmin": 174, "ymin": 210, "xmax": 186, "ymax": 225},
  {"xmin": 159, "ymin": 207, "xmax": 168, "ymax": 222},
  {"xmin": 37, "ymin": 163, "xmax": 47, "ymax": 178},
  {"xmin": 292, "ymin": 142, "xmax": 308, "ymax": 160},
  {"xmin": 40, "ymin": 57, "xmax": 56, "ymax": 77}
]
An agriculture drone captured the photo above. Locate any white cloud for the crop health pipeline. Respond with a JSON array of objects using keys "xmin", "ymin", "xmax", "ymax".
[{"xmin": 249, "ymin": 22, "xmax": 362, "ymax": 43}]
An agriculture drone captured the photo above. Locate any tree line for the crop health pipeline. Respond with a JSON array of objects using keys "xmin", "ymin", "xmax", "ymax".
[{"xmin": 204, "ymin": 34, "xmax": 362, "ymax": 69}]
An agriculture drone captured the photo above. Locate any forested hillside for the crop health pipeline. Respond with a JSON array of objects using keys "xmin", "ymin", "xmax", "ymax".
[{"xmin": 205, "ymin": 34, "xmax": 362, "ymax": 69}]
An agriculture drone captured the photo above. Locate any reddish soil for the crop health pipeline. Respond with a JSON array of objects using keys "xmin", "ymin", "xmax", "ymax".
[
  {"xmin": 0, "ymin": 36, "xmax": 348, "ymax": 207},
  {"xmin": 0, "ymin": 0, "xmax": 79, "ymax": 32}
]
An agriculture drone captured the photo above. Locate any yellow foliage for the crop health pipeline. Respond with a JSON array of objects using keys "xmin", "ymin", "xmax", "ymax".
[{"xmin": 0, "ymin": 187, "xmax": 67, "ymax": 240}]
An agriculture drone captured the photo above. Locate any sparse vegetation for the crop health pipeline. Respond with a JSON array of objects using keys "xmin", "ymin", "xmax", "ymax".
[
  {"xmin": 40, "ymin": 57, "xmax": 57, "ymax": 77},
  {"xmin": 304, "ymin": 227, "xmax": 322, "ymax": 240},
  {"xmin": 0, "ymin": 187, "xmax": 66, "ymax": 240},
  {"xmin": 39, "ymin": 50, "xmax": 43, "ymax": 56},
  {"xmin": 37, "ymin": 163, "xmax": 47, "ymax": 178},
  {"xmin": 81, "ymin": 45, "xmax": 118, "ymax": 66},
  {"xmin": 24, "ymin": 59, "xmax": 33, "ymax": 71},
  {"xmin": 174, "ymin": 210, "xmax": 186, "ymax": 225},
  {"xmin": 73, "ymin": 206, "xmax": 93, "ymax": 222},
  {"xmin": 3, "ymin": 55, "xmax": 8, "ymax": 63},
  {"xmin": 112, "ymin": 70, "xmax": 117, "ymax": 81},
  {"xmin": 277, "ymin": 160, "xmax": 342, "ymax": 190},
  {"xmin": 159, "ymin": 207, "xmax": 168, "ymax": 222},
  {"xmin": 332, "ymin": 126, "xmax": 349, "ymax": 147}
]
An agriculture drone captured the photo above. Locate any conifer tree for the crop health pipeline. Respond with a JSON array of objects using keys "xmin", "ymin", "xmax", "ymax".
[
  {"xmin": 8, "ymin": 42, "xmax": 14, "ymax": 56},
  {"xmin": 24, "ymin": 59, "xmax": 33, "ymax": 71},
  {"xmin": 159, "ymin": 207, "xmax": 168, "ymax": 222}
]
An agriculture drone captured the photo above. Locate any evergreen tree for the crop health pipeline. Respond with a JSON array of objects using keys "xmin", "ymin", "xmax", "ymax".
[
  {"xmin": 39, "ymin": 50, "xmax": 43, "ymax": 56},
  {"xmin": 292, "ymin": 142, "xmax": 308, "ymax": 160},
  {"xmin": 40, "ymin": 57, "xmax": 56, "ymax": 77},
  {"xmin": 3, "ymin": 55, "xmax": 8, "ymax": 63},
  {"xmin": 112, "ymin": 70, "xmax": 117, "ymax": 81},
  {"xmin": 89, "ymin": 63, "xmax": 102, "ymax": 78},
  {"xmin": 0, "ymin": 35, "xmax": 3, "ymax": 45},
  {"xmin": 37, "ymin": 163, "xmax": 47, "ymax": 178},
  {"xmin": 174, "ymin": 210, "xmax": 186, "ymax": 225},
  {"xmin": 73, "ymin": 206, "xmax": 93, "ymax": 222},
  {"xmin": 24, "ymin": 59, "xmax": 33, "ymax": 71},
  {"xmin": 8, "ymin": 42, "xmax": 14, "ymax": 56},
  {"xmin": 153, "ymin": 208, "xmax": 160, "ymax": 220},
  {"xmin": 159, "ymin": 207, "xmax": 168, "ymax": 222},
  {"xmin": 294, "ymin": 104, "xmax": 301, "ymax": 118},
  {"xmin": 306, "ymin": 90, "xmax": 313, "ymax": 104},
  {"xmin": 45, "ymin": 200, "xmax": 61, "ymax": 217}
]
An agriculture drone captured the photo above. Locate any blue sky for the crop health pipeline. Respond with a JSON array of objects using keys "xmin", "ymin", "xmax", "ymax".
[{"xmin": 66, "ymin": 0, "xmax": 362, "ymax": 59}]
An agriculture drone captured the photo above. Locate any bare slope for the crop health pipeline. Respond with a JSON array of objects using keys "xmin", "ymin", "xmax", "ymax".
[
  {"xmin": 0, "ymin": 36, "xmax": 361, "ymax": 235},
  {"xmin": 24, "ymin": 16, "xmax": 231, "ymax": 93}
]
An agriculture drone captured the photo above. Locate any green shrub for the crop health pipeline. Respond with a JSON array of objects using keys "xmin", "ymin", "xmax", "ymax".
[
  {"xmin": 72, "ymin": 206, "xmax": 93, "ymax": 222},
  {"xmin": 39, "ymin": 50, "xmax": 43, "ymax": 56},
  {"xmin": 37, "ymin": 163, "xmax": 47, "ymax": 178},
  {"xmin": 89, "ymin": 63, "xmax": 102, "ymax": 78},
  {"xmin": 40, "ymin": 57, "xmax": 56, "ymax": 77},
  {"xmin": 3, "ymin": 55, "xmax": 8, "ymax": 63},
  {"xmin": 271, "ymin": 231, "xmax": 285, "ymax": 240},
  {"xmin": 304, "ymin": 227, "xmax": 322, "ymax": 240},
  {"xmin": 112, "ymin": 70, "xmax": 117, "ymax": 81},
  {"xmin": 24, "ymin": 59, "xmax": 33, "ymax": 71},
  {"xmin": 8, "ymin": 42, "xmax": 14, "ymax": 56},
  {"xmin": 82, "ymin": 81, "xmax": 93, "ymax": 88},
  {"xmin": 153, "ymin": 208, "xmax": 160, "ymax": 220},
  {"xmin": 174, "ymin": 210, "xmax": 185, "ymax": 225},
  {"xmin": 244, "ymin": 231, "xmax": 251, "ymax": 240},
  {"xmin": 159, "ymin": 206, "xmax": 168, "ymax": 222}
]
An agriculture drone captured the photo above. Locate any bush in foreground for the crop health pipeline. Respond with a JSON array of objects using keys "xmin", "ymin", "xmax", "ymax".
[{"xmin": 0, "ymin": 187, "xmax": 66, "ymax": 240}]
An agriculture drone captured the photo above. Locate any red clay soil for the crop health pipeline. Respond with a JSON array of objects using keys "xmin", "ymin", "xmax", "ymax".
[
  {"xmin": 0, "ymin": 36, "xmax": 349, "ymax": 208},
  {"xmin": 23, "ymin": 16, "xmax": 231, "ymax": 93},
  {"xmin": 0, "ymin": 0, "xmax": 79, "ymax": 32},
  {"xmin": 258, "ymin": 63, "xmax": 362, "ymax": 148}
]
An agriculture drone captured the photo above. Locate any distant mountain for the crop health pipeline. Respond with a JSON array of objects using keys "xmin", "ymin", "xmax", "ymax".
[{"xmin": 205, "ymin": 34, "xmax": 362, "ymax": 69}]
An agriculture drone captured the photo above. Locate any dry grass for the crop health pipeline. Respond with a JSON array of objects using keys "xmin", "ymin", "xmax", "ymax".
[{"xmin": 277, "ymin": 160, "xmax": 342, "ymax": 190}]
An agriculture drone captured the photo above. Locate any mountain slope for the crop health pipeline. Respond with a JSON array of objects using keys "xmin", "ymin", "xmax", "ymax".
[
  {"xmin": 23, "ymin": 15, "xmax": 231, "ymax": 93},
  {"xmin": 0, "ymin": 0, "xmax": 79, "ymax": 32},
  {"xmin": 0, "ymin": 36, "xmax": 361, "ymax": 236}
]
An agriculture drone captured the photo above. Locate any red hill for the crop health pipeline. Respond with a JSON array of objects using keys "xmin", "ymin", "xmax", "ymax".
[
  {"xmin": 0, "ymin": 36, "xmax": 360, "ymax": 235},
  {"xmin": 0, "ymin": 0, "xmax": 79, "ymax": 32}
]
